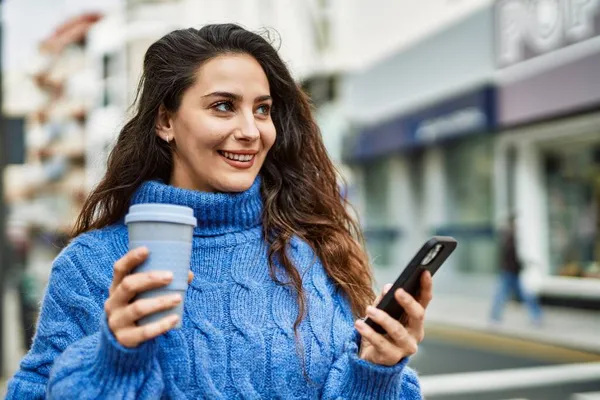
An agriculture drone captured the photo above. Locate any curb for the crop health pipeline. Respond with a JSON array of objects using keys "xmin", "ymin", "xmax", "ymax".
[{"xmin": 425, "ymin": 320, "xmax": 600, "ymax": 356}]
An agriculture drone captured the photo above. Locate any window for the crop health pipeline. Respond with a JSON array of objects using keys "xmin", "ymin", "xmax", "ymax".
[
  {"xmin": 310, "ymin": 0, "xmax": 332, "ymax": 52},
  {"xmin": 444, "ymin": 136, "xmax": 494, "ymax": 224},
  {"xmin": 363, "ymin": 159, "xmax": 395, "ymax": 266},
  {"xmin": 545, "ymin": 142, "xmax": 600, "ymax": 279},
  {"xmin": 442, "ymin": 136, "xmax": 497, "ymax": 274}
]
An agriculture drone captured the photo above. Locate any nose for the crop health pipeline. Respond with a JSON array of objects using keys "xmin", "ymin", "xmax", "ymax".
[{"xmin": 233, "ymin": 111, "xmax": 260, "ymax": 142}]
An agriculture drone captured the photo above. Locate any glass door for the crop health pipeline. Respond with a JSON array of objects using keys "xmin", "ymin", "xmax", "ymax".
[{"xmin": 544, "ymin": 142, "xmax": 600, "ymax": 279}]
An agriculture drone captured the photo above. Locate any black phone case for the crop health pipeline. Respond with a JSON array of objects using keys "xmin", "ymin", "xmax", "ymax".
[{"xmin": 364, "ymin": 236, "xmax": 457, "ymax": 334}]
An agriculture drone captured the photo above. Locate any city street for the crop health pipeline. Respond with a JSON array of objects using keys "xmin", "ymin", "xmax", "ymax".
[{"xmin": 414, "ymin": 325, "xmax": 600, "ymax": 400}]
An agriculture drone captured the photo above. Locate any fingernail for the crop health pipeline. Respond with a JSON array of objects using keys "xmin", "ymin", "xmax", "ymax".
[
  {"xmin": 355, "ymin": 319, "xmax": 365, "ymax": 329},
  {"xmin": 397, "ymin": 289, "xmax": 407, "ymax": 299},
  {"xmin": 155, "ymin": 271, "xmax": 173, "ymax": 280},
  {"xmin": 366, "ymin": 306, "xmax": 378, "ymax": 317},
  {"xmin": 137, "ymin": 247, "xmax": 148, "ymax": 256},
  {"xmin": 169, "ymin": 315, "xmax": 180, "ymax": 325},
  {"xmin": 170, "ymin": 294, "xmax": 182, "ymax": 303}
]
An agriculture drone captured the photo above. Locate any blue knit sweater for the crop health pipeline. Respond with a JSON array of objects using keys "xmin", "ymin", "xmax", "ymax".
[{"xmin": 7, "ymin": 178, "xmax": 422, "ymax": 399}]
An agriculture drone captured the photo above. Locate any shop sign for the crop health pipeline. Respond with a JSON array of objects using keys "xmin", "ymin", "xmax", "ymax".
[
  {"xmin": 405, "ymin": 85, "xmax": 496, "ymax": 145},
  {"xmin": 344, "ymin": 86, "xmax": 496, "ymax": 162},
  {"xmin": 497, "ymin": 51, "xmax": 600, "ymax": 126},
  {"xmin": 413, "ymin": 107, "xmax": 488, "ymax": 143},
  {"xmin": 496, "ymin": 0, "xmax": 600, "ymax": 67}
]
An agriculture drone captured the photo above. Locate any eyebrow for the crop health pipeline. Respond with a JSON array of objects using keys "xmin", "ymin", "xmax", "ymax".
[{"xmin": 202, "ymin": 91, "xmax": 272, "ymax": 103}]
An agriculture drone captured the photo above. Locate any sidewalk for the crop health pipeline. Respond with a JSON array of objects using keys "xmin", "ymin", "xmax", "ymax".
[
  {"xmin": 426, "ymin": 293, "xmax": 600, "ymax": 354},
  {"xmin": 373, "ymin": 266, "xmax": 600, "ymax": 354}
]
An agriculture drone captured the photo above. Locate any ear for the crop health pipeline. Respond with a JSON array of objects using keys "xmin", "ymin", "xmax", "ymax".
[{"xmin": 156, "ymin": 104, "xmax": 174, "ymax": 142}]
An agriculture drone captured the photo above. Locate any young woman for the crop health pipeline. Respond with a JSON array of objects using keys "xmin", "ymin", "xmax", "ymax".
[{"xmin": 7, "ymin": 24, "xmax": 432, "ymax": 399}]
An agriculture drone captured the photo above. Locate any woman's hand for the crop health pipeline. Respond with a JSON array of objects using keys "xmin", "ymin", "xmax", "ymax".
[
  {"xmin": 104, "ymin": 247, "xmax": 194, "ymax": 348},
  {"xmin": 354, "ymin": 271, "xmax": 433, "ymax": 366}
]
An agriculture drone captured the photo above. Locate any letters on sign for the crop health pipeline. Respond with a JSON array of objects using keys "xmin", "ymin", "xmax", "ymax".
[{"xmin": 496, "ymin": 0, "xmax": 600, "ymax": 66}]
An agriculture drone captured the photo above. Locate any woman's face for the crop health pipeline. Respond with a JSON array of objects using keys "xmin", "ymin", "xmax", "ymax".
[{"xmin": 157, "ymin": 53, "xmax": 276, "ymax": 193}]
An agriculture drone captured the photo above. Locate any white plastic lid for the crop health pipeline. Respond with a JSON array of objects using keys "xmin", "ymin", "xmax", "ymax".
[{"xmin": 125, "ymin": 203, "xmax": 197, "ymax": 226}]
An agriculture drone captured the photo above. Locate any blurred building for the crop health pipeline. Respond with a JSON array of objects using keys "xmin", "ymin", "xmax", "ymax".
[
  {"xmin": 1, "ymin": 9, "xmax": 108, "ymax": 377},
  {"xmin": 343, "ymin": 0, "xmax": 600, "ymax": 308},
  {"xmin": 2, "ymin": 12, "xmax": 104, "ymax": 362},
  {"xmin": 494, "ymin": 0, "xmax": 600, "ymax": 306}
]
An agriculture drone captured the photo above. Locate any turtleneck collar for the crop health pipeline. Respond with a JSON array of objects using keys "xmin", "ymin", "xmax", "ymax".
[{"xmin": 130, "ymin": 178, "xmax": 263, "ymax": 237}]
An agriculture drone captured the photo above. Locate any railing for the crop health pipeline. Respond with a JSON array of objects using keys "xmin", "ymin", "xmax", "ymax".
[{"xmin": 421, "ymin": 362, "xmax": 600, "ymax": 398}]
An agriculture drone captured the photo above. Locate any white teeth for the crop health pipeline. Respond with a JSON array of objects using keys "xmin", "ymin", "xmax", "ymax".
[{"xmin": 221, "ymin": 152, "xmax": 254, "ymax": 162}]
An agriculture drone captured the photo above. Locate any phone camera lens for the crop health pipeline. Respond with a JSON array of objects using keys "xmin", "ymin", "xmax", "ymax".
[{"xmin": 421, "ymin": 244, "xmax": 442, "ymax": 265}]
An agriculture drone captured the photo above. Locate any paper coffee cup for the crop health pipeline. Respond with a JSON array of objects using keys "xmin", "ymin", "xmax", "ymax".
[{"xmin": 125, "ymin": 203, "xmax": 196, "ymax": 328}]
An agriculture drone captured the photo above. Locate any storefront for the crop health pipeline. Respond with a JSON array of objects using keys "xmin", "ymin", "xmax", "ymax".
[
  {"xmin": 544, "ymin": 137, "xmax": 600, "ymax": 280},
  {"xmin": 494, "ymin": 0, "xmax": 600, "ymax": 305},
  {"xmin": 495, "ymin": 116, "xmax": 600, "ymax": 305},
  {"xmin": 339, "ymin": 6, "xmax": 498, "ymax": 286},
  {"xmin": 345, "ymin": 85, "xmax": 498, "ymax": 275}
]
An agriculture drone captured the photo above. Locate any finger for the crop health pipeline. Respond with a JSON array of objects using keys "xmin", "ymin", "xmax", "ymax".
[
  {"xmin": 114, "ymin": 314, "xmax": 180, "ymax": 348},
  {"xmin": 395, "ymin": 289, "xmax": 425, "ymax": 326},
  {"xmin": 188, "ymin": 271, "xmax": 194, "ymax": 284},
  {"xmin": 354, "ymin": 319, "xmax": 403, "ymax": 361},
  {"xmin": 382, "ymin": 283, "xmax": 393, "ymax": 296},
  {"xmin": 109, "ymin": 293, "xmax": 182, "ymax": 330},
  {"xmin": 373, "ymin": 283, "xmax": 393, "ymax": 306},
  {"xmin": 365, "ymin": 305, "xmax": 411, "ymax": 347},
  {"xmin": 111, "ymin": 271, "xmax": 173, "ymax": 306},
  {"xmin": 418, "ymin": 271, "xmax": 433, "ymax": 309},
  {"xmin": 111, "ymin": 248, "xmax": 148, "ymax": 293}
]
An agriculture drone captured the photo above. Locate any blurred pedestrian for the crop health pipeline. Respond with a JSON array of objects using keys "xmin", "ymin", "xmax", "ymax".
[
  {"xmin": 490, "ymin": 214, "xmax": 542, "ymax": 326},
  {"xmin": 7, "ymin": 25, "xmax": 430, "ymax": 399},
  {"xmin": 6, "ymin": 219, "xmax": 38, "ymax": 350}
]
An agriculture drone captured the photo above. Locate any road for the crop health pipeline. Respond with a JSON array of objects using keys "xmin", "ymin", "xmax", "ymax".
[{"xmin": 412, "ymin": 325, "xmax": 600, "ymax": 400}]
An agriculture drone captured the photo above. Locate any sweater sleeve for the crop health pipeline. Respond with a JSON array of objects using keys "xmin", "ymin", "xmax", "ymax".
[
  {"xmin": 5, "ymin": 246, "xmax": 164, "ymax": 399},
  {"xmin": 321, "ymin": 290, "xmax": 422, "ymax": 399}
]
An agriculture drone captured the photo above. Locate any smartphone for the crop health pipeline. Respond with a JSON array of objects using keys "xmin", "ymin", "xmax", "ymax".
[{"xmin": 364, "ymin": 236, "xmax": 457, "ymax": 334}]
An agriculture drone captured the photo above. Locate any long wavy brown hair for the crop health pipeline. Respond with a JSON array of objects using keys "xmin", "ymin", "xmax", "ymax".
[{"xmin": 72, "ymin": 24, "xmax": 375, "ymax": 333}]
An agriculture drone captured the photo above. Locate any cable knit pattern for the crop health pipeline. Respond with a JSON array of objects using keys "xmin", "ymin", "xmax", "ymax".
[{"xmin": 6, "ymin": 178, "xmax": 422, "ymax": 399}]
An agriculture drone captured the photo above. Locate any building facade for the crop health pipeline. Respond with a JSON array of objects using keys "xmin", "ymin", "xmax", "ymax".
[
  {"xmin": 343, "ymin": 1, "xmax": 600, "ymax": 306},
  {"xmin": 342, "ymin": 7, "xmax": 498, "ymax": 291},
  {"xmin": 494, "ymin": 0, "xmax": 600, "ymax": 305}
]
